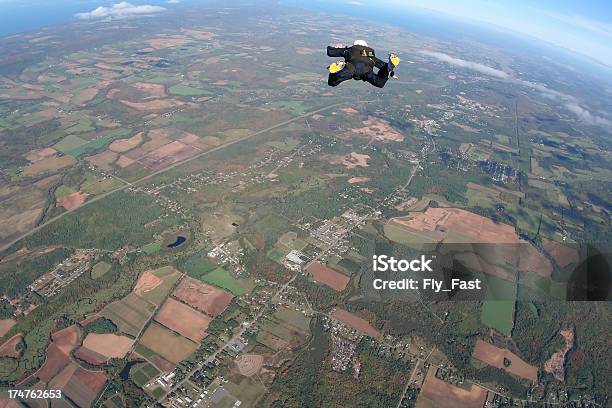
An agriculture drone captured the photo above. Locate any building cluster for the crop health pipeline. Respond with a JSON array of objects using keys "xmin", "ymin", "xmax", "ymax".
[{"xmin": 29, "ymin": 249, "xmax": 97, "ymax": 297}]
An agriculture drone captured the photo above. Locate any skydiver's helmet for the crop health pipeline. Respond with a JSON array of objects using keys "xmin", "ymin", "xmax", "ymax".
[{"xmin": 353, "ymin": 40, "xmax": 368, "ymax": 47}]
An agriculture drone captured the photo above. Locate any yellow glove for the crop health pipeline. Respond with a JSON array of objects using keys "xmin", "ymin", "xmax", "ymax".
[
  {"xmin": 389, "ymin": 53, "xmax": 400, "ymax": 68},
  {"xmin": 328, "ymin": 61, "xmax": 345, "ymax": 74}
]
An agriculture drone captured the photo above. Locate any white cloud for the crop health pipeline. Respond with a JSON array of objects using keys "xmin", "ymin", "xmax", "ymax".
[
  {"xmin": 347, "ymin": 1, "xmax": 364, "ymax": 5},
  {"xmin": 420, "ymin": 50, "xmax": 612, "ymax": 128},
  {"xmin": 546, "ymin": 13, "xmax": 612, "ymax": 39},
  {"xmin": 75, "ymin": 2, "xmax": 166, "ymax": 20},
  {"xmin": 420, "ymin": 50, "xmax": 509, "ymax": 79},
  {"xmin": 167, "ymin": 0, "xmax": 181, "ymax": 3}
]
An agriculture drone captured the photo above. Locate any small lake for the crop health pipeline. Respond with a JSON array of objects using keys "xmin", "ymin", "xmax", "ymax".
[
  {"xmin": 119, "ymin": 360, "xmax": 141, "ymax": 380},
  {"xmin": 167, "ymin": 236, "xmax": 187, "ymax": 248}
]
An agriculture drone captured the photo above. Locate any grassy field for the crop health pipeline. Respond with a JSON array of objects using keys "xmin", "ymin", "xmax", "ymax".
[
  {"xmin": 64, "ymin": 117, "xmax": 95, "ymax": 134},
  {"xmin": 273, "ymin": 307, "xmax": 310, "ymax": 333},
  {"xmin": 180, "ymin": 254, "xmax": 218, "ymax": 279},
  {"xmin": 80, "ymin": 174, "xmax": 123, "ymax": 195},
  {"xmin": 139, "ymin": 266, "xmax": 182, "ymax": 306},
  {"xmin": 140, "ymin": 241, "xmax": 162, "ymax": 255},
  {"xmin": 168, "ymin": 84, "xmax": 213, "ymax": 97},
  {"xmin": 266, "ymin": 137, "xmax": 300, "ymax": 152},
  {"xmin": 91, "ymin": 262, "xmax": 112, "ymax": 279},
  {"xmin": 129, "ymin": 362, "xmax": 159, "ymax": 387},
  {"xmin": 201, "ymin": 267, "xmax": 247, "ymax": 295},
  {"xmin": 269, "ymin": 100, "xmax": 310, "ymax": 116},
  {"xmin": 55, "ymin": 185, "xmax": 76, "ymax": 198},
  {"xmin": 53, "ymin": 135, "xmax": 88, "ymax": 153},
  {"xmin": 480, "ymin": 275, "xmax": 516, "ymax": 336},
  {"xmin": 383, "ymin": 222, "xmax": 436, "ymax": 249},
  {"xmin": 101, "ymin": 293, "xmax": 155, "ymax": 337},
  {"xmin": 224, "ymin": 377, "xmax": 266, "ymax": 407},
  {"xmin": 266, "ymin": 246, "xmax": 289, "ymax": 263},
  {"xmin": 65, "ymin": 129, "xmax": 131, "ymax": 157}
]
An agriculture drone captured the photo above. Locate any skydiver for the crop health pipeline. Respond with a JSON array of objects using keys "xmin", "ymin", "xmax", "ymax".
[{"xmin": 326, "ymin": 40, "xmax": 400, "ymax": 88}]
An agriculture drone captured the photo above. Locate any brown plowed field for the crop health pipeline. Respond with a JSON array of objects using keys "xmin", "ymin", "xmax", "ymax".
[
  {"xmin": 25, "ymin": 147, "xmax": 57, "ymax": 163},
  {"xmin": 35, "ymin": 325, "xmax": 81, "ymax": 382},
  {"xmin": 418, "ymin": 367, "xmax": 487, "ymax": 408},
  {"xmin": 154, "ymin": 298, "xmax": 211, "ymax": 342},
  {"xmin": 82, "ymin": 333, "xmax": 134, "ymax": 359},
  {"xmin": 22, "ymin": 155, "xmax": 76, "ymax": 176},
  {"xmin": 133, "ymin": 82, "xmax": 166, "ymax": 98},
  {"xmin": 57, "ymin": 191, "xmax": 88, "ymax": 210},
  {"xmin": 307, "ymin": 262, "xmax": 350, "ymax": 291},
  {"xmin": 139, "ymin": 323, "xmax": 198, "ymax": 364},
  {"xmin": 332, "ymin": 308, "xmax": 380, "ymax": 339},
  {"xmin": 339, "ymin": 152, "xmax": 370, "ymax": 169},
  {"xmin": 0, "ymin": 334, "xmax": 22, "ymax": 358},
  {"xmin": 473, "ymin": 339, "xmax": 537, "ymax": 381},
  {"xmin": 133, "ymin": 270, "xmax": 162, "ymax": 296},
  {"xmin": 543, "ymin": 238, "xmax": 579, "ymax": 268},
  {"xmin": 172, "ymin": 276, "xmax": 233, "ymax": 317},
  {"xmin": 73, "ymin": 346, "xmax": 106, "ymax": 365},
  {"xmin": 352, "ymin": 117, "xmax": 404, "ymax": 142},
  {"xmin": 139, "ymin": 140, "xmax": 200, "ymax": 172},
  {"xmin": 392, "ymin": 207, "xmax": 520, "ymax": 244},
  {"xmin": 109, "ymin": 132, "xmax": 143, "ymax": 153},
  {"xmin": 347, "ymin": 176, "xmax": 371, "ymax": 184},
  {"xmin": 120, "ymin": 98, "xmax": 183, "ymax": 111},
  {"xmin": 116, "ymin": 155, "xmax": 135, "ymax": 168},
  {"xmin": 0, "ymin": 319, "xmax": 15, "ymax": 337}
]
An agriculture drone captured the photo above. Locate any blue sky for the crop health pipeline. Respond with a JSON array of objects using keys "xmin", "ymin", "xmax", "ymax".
[
  {"xmin": 380, "ymin": 0, "xmax": 612, "ymax": 68},
  {"xmin": 1, "ymin": 0, "xmax": 611, "ymax": 69}
]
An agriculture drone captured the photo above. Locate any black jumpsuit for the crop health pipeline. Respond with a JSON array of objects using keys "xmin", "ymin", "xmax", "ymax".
[{"xmin": 327, "ymin": 45, "xmax": 390, "ymax": 88}]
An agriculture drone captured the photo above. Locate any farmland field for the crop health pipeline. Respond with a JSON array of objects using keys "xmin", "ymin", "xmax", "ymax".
[
  {"xmin": 133, "ymin": 266, "xmax": 182, "ymax": 306},
  {"xmin": 90, "ymin": 262, "xmax": 112, "ymax": 279},
  {"xmin": 130, "ymin": 362, "xmax": 159, "ymax": 387},
  {"xmin": 480, "ymin": 275, "xmax": 516, "ymax": 336},
  {"xmin": 100, "ymin": 293, "xmax": 156, "ymax": 337},
  {"xmin": 154, "ymin": 297, "xmax": 211, "ymax": 342},
  {"xmin": 139, "ymin": 322, "xmax": 198, "ymax": 364},
  {"xmin": 180, "ymin": 254, "xmax": 218, "ymax": 279},
  {"xmin": 200, "ymin": 267, "xmax": 248, "ymax": 295},
  {"xmin": 173, "ymin": 277, "xmax": 234, "ymax": 317}
]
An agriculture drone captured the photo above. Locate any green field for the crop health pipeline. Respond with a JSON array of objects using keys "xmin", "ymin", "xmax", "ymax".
[
  {"xmin": 269, "ymin": 100, "xmax": 309, "ymax": 116},
  {"xmin": 139, "ymin": 266, "xmax": 182, "ymax": 306},
  {"xmin": 134, "ymin": 343, "xmax": 157, "ymax": 359},
  {"xmin": 129, "ymin": 362, "xmax": 159, "ymax": 387},
  {"xmin": 201, "ymin": 267, "xmax": 247, "ymax": 295},
  {"xmin": 53, "ymin": 135, "xmax": 88, "ymax": 153},
  {"xmin": 180, "ymin": 254, "xmax": 218, "ymax": 278},
  {"xmin": 225, "ymin": 377, "xmax": 266, "ymax": 407},
  {"xmin": 266, "ymin": 246, "xmax": 288, "ymax": 263},
  {"xmin": 273, "ymin": 306, "xmax": 310, "ymax": 333},
  {"xmin": 267, "ymin": 137, "xmax": 300, "ymax": 152},
  {"xmin": 55, "ymin": 185, "xmax": 76, "ymax": 198},
  {"xmin": 140, "ymin": 241, "xmax": 162, "ymax": 255},
  {"xmin": 80, "ymin": 174, "xmax": 123, "ymax": 195},
  {"xmin": 65, "ymin": 117, "xmax": 95, "ymax": 134},
  {"xmin": 480, "ymin": 275, "xmax": 517, "ymax": 336},
  {"xmin": 91, "ymin": 262, "xmax": 112, "ymax": 279},
  {"xmin": 168, "ymin": 84, "xmax": 213, "ymax": 97},
  {"xmin": 101, "ymin": 293, "xmax": 156, "ymax": 337},
  {"xmin": 65, "ymin": 129, "xmax": 131, "ymax": 157},
  {"xmin": 383, "ymin": 222, "xmax": 436, "ymax": 249}
]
